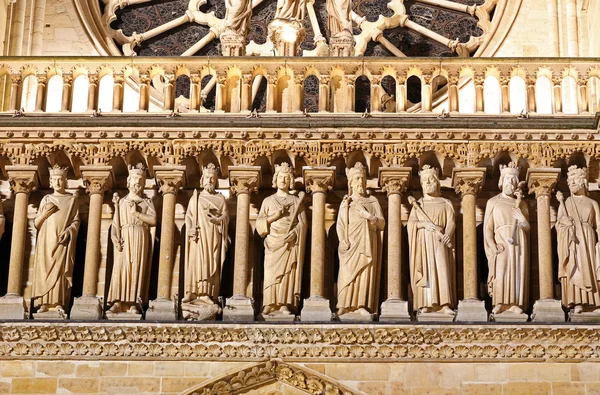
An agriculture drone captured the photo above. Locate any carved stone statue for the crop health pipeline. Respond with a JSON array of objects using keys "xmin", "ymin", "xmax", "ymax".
[
  {"xmin": 557, "ymin": 166, "xmax": 600, "ymax": 314},
  {"xmin": 107, "ymin": 164, "xmax": 157, "ymax": 317},
  {"xmin": 221, "ymin": 0, "xmax": 252, "ymax": 55},
  {"xmin": 31, "ymin": 166, "xmax": 79, "ymax": 318},
  {"xmin": 257, "ymin": 163, "xmax": 307, "ymax": 319},
  {"xmin": 336, "ymin": 162, "xmax": 385, "ymax": 320},
  {"xmin": 274, "ymin": 0, "xmax": 306, "ymax": 21},
  {"xmin": 326, "ymin": 0, "xmax": 352, "ymax": 36},
  {"xmin": 408, "ymin": 165, "xmax": 456, "ymax": 316},
  {"xmin": 484, "ymin": 162, "xmax": 530, "ymax": 317},
  {"xmin": 182, "ymin": 164, "xmax": 229, "ymax": 320}
]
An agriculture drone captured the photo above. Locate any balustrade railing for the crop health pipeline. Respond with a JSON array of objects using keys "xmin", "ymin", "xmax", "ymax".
[{"xmin": 0, "ymin": 57, "xmax": 599, "ymax": 116}]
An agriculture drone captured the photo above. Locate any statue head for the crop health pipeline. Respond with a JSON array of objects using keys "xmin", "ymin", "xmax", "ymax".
[
  {"xmin": 49, "ymin": 165, "xmax": 68, "ymax": 193},
  {"xmin": 127, "ymin": 164, "xmax": 147, "ymax": 196},
  {"xmin": 272, "ymin": 162, "xmax": 294, "ymax": 192},
  {"xmin": 201, "ymin": 163, "xmax": 219, "ymax": 193},
  {"xmin": 346, "ymin": 162, "xmax": 367, "ymax": 196},
  {"xmin": 419, "ymin": 165, "xmax": 440, "ymax": 197},
  {"xmin": 499, "ymin": 162, "xmax": 520, "ymax": 196},
  {"xmin": 567, "ymin": 165, "xmax": 588, "ymax": 195}
]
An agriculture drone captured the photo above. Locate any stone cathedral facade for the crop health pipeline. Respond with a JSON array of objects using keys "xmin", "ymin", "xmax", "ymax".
[{"xmin": 0, "ymin": 0, "xmax": 600, "ymax": 394}]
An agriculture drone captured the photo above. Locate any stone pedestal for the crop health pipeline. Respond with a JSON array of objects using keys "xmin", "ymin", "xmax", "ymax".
[
  {"xmin": 301, "ymin": 296, "xmax": 333, "ymax": 322},
  {"xmin": 33, "ymin": 310, "xmax": 66, "ymax": 320},
  {"xmin": 338, "ymin": 311, "xmax": 375, "ymax": 322},
  {"xmin": 569, "ymin": 310, "xmax": 600, "ymax": 323},
  {"xmin": 532, "ymin": 299, "xmax": 565, "ymax": 322},
  {"xmin": 329, "ymin": 31, "xmax": 354, "ymax": 56},
  {"xmin": 268, "ymin": 18, "xmax": 306, "ymax": 56},
  {"xmin": 145, "ymin": 298, "xmax": 177, "ymax": 321},
  {"xmin": 105, "ymin": 311, "xmax": 143, "ymax": 321},
  {"xmin": 260, "ymin": 311, "xmax": 297, "ymax": 322},
  {"xmin": 492, "ymin": 310, "xmax": 529, "ymax": 322},
  {"xmin": 0, "ymin": 294, "xmax": 26, "ymax": 320},
  {"xmin": 70, "ymin": 296, "xmax": 103, "ymax": 320},
  {"xmin": 417, "ymin": 310, "xmax": 456, "ymax": 322},
  {"xmin": 379, "ymin": 299, "xmax": 411, "ymax": 322},
  {"xmin": 220, "ymin": 30, "xmax": 246, "ymax": 56},
  {"xmin": 455, "ymin": 299, "xmax": 488, "ymax": 322},
  {"xmin": 223, "ymin": 296, "xmax": 255, "ymax": 322},
  {"xmin": 181, "ymin": 302, "xmax": 220, "ymax": 321}
]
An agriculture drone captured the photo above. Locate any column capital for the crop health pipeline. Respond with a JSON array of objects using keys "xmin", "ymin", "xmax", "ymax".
[
  {"xmin": 81, "ymin": 166, "xmax": 113, "ymax": 195},
  {"xmin": 154, "ymin": 165, "xmax": 187, "ymax": 195},
  {"xmin": 452, "ymin": 168, "xmax": 486, "ymax": 197},
  {"xmin": 379, "ymin": 167, "xmax": 412, "ymax": 196},
  {"xmin": 229, "ymin": 166, "xmax": 261, "ymax": 195},
  {"xmin": 526, "ymin": 168, "xmax": 560, "ymax": 197},
  {"xmin": 303, "ymin": 166, "xmax": 335, "ymax": 194},
  {"xmin": 6, "ymin": 165, "xmax": 39, "ymax": 195}
]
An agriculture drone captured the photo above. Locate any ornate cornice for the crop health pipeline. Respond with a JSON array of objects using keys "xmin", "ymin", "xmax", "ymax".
[{"xmin": 0, "ymin": 323, "xmax": 599, "ymax": 362}]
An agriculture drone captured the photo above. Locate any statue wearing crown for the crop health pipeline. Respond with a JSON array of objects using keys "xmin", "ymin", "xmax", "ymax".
[
  {"xmin": 182, "ymin": 163, "xmax": 229, "ymax": 320},
  {"xmin": 32, "ymin": 165, "xmax": 80, "ymax": 318},
  {"xmin": 336, "ymin": 162, "xmax": 385, "ymax": 320},
  {"xmin": 557, "ymin": 166, "xmax": 600, "ymax": 315},
  {"xmin": 257, "ymin": 162, "xmax": 307, "ymax": 319},
  {"xmin": 407, "ymin": 165, "xmax": 456, "ymax": 317},
  {"xmin": 107, "ymin": 164, "xmax": 157, "ymax": 317},
  {"xmin": 484, "ymin": 162, "xmax": 530, "ymax": 319}
]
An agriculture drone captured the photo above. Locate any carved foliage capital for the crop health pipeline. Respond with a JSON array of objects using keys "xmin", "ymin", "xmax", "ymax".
[
  {"xmin": 379, "ymin": 167, "xmax": 412, "ymax": 196},
  {"xmin": 155, "ymin": 168, "xmax": 186, "ymax": 195},
  {"xmin": 452, "ymin": 168, "xmax": 486, "ymax": 197},
  {"xmin": 303, "ymin": 167, "xmax": 335, "ymax": 194},
  {"xmin": 7, "ymin": 167, "xmax": 38, "ymax": 195},
  {"xmin": 82, "ymin": 168, "xmax": 113, "ymax": 195},
  {"xmin": 229, "ymin": 166, "xmax": 262, "ymax": 196},
  {"xmin": 526, "ymin": 169, "xmax": 560, "ymax": 197}
]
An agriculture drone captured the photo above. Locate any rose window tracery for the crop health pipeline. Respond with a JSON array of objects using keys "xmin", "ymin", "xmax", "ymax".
[{"xmin": 102, "ymin": 0, "xmax": 496, "ymax": 56}]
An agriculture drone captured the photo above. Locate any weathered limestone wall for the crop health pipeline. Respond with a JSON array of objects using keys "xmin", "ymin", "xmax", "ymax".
[
  {"xmin": 41, "ymin": 0, "xmax": 97, "ymax": 56},
  {"xmin": 0, "ymin": 360, "xmax": 597, "ymax": 394}
]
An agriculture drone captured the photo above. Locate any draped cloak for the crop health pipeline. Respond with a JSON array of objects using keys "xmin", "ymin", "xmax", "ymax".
[
  {"xmin": 32, "ymin": 193, "xmax": 79, "ymax": 307},
  {"xmin": 407, "ymin": 197, "xmax": 456, "ymax": 311},
  {"xmin": 483, "ymin": 194, "xmax": 529, "ymax": 308},
  {"xmin": 224, "ymin": 0, "xmax": 252, "ymax": 34},
  {"xmin": 274, "ymin": 0, "xmax": 306, "ymax": 20},
  {"xmin": 108, "ymin": 195, "xmax": 156, "ymax": 304},
  {"xmin": 557, "ymin": 195, "xmax": 600, "ymax": 306},
  {"xmin": 184, "ymin": 190, "xmax": 229, "ymax": 300},
  {"xmin": 257, "ymin": 193, "xmax": 307, "ymax": 311},
  {"xmin": 336, "ymin": 195, "xmax": 385, "ymax": 313},
  {"xmin": 326, "ymin": 0, "xmax": 352, "ymax": 35}
]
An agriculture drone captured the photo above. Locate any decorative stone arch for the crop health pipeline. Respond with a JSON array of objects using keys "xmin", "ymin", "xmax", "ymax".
[{"xmin": 181, "ymin": 361, "xmax": 362, "ymax": 395}]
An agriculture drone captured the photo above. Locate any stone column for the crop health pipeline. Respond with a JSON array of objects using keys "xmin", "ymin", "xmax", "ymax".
[
  {"xmin": 475, "ymin": 76, "xmax": 484, "ymax": 113},
  {"xmin": 378, "ymin": 167, "xmax": 412, "ymax": 322},
  {"xmin": 421, "ymin": 75, "xmax": 432, "ymax": 112},
  {"xmin": 448, "ymin": 76, "xmax": 459, "ymax": 113},
  {"xmin": 61, "ymin": 76, "xmax": 72, "ymax": 112},
  {"xmin": 87, "ymin": 77, "xmax": 98, "ymax": 112},
  {"xmin": 527, "ymin": 168, "xmax": 565, "ymax": 322},
  {"xmin": 453, "ymin": 168, "xmax": 488, "ymax": 322},
  {"xmin": 146, "ymin": 166, "xmax": 186, "ymax": 321},
  {"xmin": 35, "ymin": 78, "xmax": 46, "ymax": 112},
  {"xmin": 300, "ymin": 167, "xmax": 335, "ymax": 322},
  {"xmin": 138, "ymin": 76, "xmax": 150, "ymax": 112},
  {"xmin": 224, "ymin": 166, "xmax": 261, "ymax": 321},
  {"xmin": 71, "ymin": 166, "xmax": 113, "ymax": 320},
  {"xmin": 0, "ymin": 166, "xmax": 38, "ymax": 319}
]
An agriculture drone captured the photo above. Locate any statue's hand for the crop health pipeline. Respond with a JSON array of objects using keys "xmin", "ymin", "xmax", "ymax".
[
  {"xmin": 42, "ymin": 203, "xmax": 58, "ymax": 218},
  {"xmin": 440, "ymin": 233, "xmax": 451, "ymax": 246},
  {"xmin": 423, "ymin": 221, "xmax": 442, "ymax": 233},
  {"xmin": 495, "ymin": 243, "xmax": 505, "ymax": 254},
  {"xmin": 556, "ymin": 191, "xmax": 564, "ymax": 202},
  {"xmin": 112, "ymin": 236, "xmax": 123, "ymax": 252},
  {"xmin": 127, "ymin": 201, "xmax": 137, "ymax": 216},
  {"xmin": 284, "ymin": 231, "xmax": 297, "ymax": 246},
  {"xmin": 58, "ymin": 230, "xmax": 70, "ymax": 244},
  {"xmin": 512, "ymin": 208, "xmax": 526, "ymax": 224},
  {"xmin": 358, "ymin": 208, "xmax": 373, "ymax": 221}
]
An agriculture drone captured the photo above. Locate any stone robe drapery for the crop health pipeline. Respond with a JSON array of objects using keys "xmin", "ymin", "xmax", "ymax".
[
  {"xmin": 275, "ymin": 0, "xmax": 306, "ymax": 21},
  {"xmin": 184, "ymin": 190, "xmax": 229, "ymax": 300},
  {"xmin": 32, "ymin": 193, "xmax": 79, "ymax": 307},
  {"xmin": 484, "ymin": 194, "xmax": 529, "ymax": 308},
  {"xmin": 257, "ymin": 193, "xmax": 307, "ymax": 311},
  {"xmin": 326, "ymin": 0, "xmax": 352, "ymax": 35},
  {"xmin": 408, "ymin": 197, "xmax": 456, "ymax": 310},
  {"xmin": 557, "ymin": 195, "xmax": 600, "ymax": 306},
  {"xmin": 224, "ymin": 0, "xmax": 252, "ymax": 34},
  {"xmin": 336, "ymin": 195, "xmax": 385, "ymax": 313},
  {"xmin": 108, "ymin": 195, "xmax": 156, "ymax": 304}
]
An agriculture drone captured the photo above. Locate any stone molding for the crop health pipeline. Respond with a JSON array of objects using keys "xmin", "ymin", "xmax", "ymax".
[
  {"xmin": 183, "ymin": 361, "xmax": 359, "ymax": 395},
  {"xmin": 0, "ymin": 322, "xmax": 599, "ymax": 362}
]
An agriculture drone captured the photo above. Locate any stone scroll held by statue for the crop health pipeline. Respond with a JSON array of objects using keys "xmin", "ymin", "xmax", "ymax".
[
  {"xmin": 408, "ymin": 165, "xmax": 456, "ymax": 318},
  {"xmin": 336, "ymin": 162, "xmax": 385, "ymax": 321},
  {"xmin": 31, "ymin": 166, "xmax": 80, "ymax": 319},
  {"xmin": 106, "ymin": 164, "xmax": 157, "ymax": 319},
  {"xmin": 257, "ymin": 163, "xmax": 307, "ymax": 320},
  {"xmin": 484, "ymin": 162, "xmax": 530, "ymax": 320},
  {"xmin": 182, "ymin": 163, "xmax": 229, "ymax": 320},
  {"xmin": 557, "ymin": 166, "xmax": 600, "ymax": 319}
]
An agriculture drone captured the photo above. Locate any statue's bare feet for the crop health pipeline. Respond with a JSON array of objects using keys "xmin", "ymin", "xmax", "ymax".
[
  {"xmin": 574, "ymin": 304, "xmax": 584, "ymax": 314},
  {"xmin": 279, "ymin": 306, "xmax": 292, "ymax": 315},
  {"xmin": 37, "ymin": 304, "xmax": 49, "ymax": 313},
  {"xmin": 492, "ymin": 304, "xmax": 502, "ymax": 315},
  {"xmin": 337, "ymin": 308, "xmax": 347, "ymax": 316},
  {"xmin": 357, "ymin": 307, "xmax": 371, "ymax": 316},
  {"xmin": 128, "ymin": 305, "xmax": 139, "ymax": 314},
  {"xmin": 440, "ymin": 305, "xmax": 454, "ymax": 315},
  {"xmin": 420, "ymin": 307, "xmax": 430, "ymax": 314},
  {"xmin": 108, "ymin": 302, "xmax": 121, "ymax": 313},
  {"xmin": 262, "ymin": 306, "xmax": 274, "ymax": 315},
  {"xmin": 508, "ymin": 305, "xmax": 523, "ymax": 315},
  {"xmin": 198, "ymin": 295, "xmax": 213, "ymax": 304},
  {"xmin": 181, "ymin": 293, "xmax": 196, "ymax": 303}
]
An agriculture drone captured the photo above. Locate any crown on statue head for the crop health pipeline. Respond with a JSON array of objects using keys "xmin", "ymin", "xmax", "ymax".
[
  {"xmin": 346, "ymin": 162, "xmax": 366, "ymax": 180},
  {"xmin": 49, "ymin": 165, "xmax": 68, "ymax": 177},
  {"xmin": 418, "ymin": 165, "xmax": 439, "ymax": 179},
  {"xmin": 128, "ymin": 163, "xmax": 147, "ymax": 176},
  {"xmin": 567, "ymin": 165, "xmax": 588, "ymax": 180},
  {"xmin": 202, "ymin": 163, "xmax": 219, "ymax": 178},
  {"xmin": 499, "ymin": 162, "xmax": 520, "ymax": 178},
  {"xmin": 274, "ymin": 162, "xmax": 294, "ymax": 175}
]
